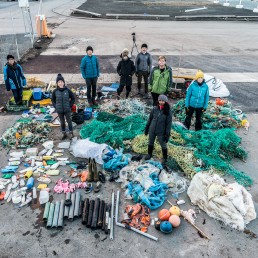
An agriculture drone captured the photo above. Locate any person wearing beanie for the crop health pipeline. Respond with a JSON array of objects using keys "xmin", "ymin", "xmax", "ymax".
[
  {"xmin": 149, "ymin": 55, "xmax": 172, "ymax": 106},
  {"xmin": 184, "ymin": 70, "xmax": 209, "ymax": 131},
  {"xmin": 3, "ymin": 54, "xmax": 26, "ymax": 105},
  {"xmin": 52, "ymin": 74, "xmax": 75, "ymax": 140},
  {"xmin": 144, "ymin": 94, "xmax": 172, "ymax": 164},
  {"xmin": 135, "ymin": 43, "xmax": 152, "ymax": 97},
  {"xmin": 80, "ymin": 46, "xmax": 100, "ymax": 106},
  {"xmin": 116, "ymin": 48, "xmax": 136, "ymax": 99}
]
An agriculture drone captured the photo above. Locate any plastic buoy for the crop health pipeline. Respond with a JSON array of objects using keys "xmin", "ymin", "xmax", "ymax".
[
  {"xmin": 158, "ymin": 209, "xmax": 170, "ymax": 221},
  {"xmin": 160, "ymin": 221, "xmax": 173, "ymax": 234},
  {"xmin": 169, "ymin": 215, "xmax": 181, "ymax": 227},
  {"xmin": 169, "ymin": 206, "xmax": 181, "ymax": 216}
]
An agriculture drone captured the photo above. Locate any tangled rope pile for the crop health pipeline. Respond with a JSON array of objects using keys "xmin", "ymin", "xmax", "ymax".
[
  {"xmin": 80, "ymin": 112, "xmax": 147, "ymax": 148},
  {"xmin": 1, "ymin": 118, "xmax": 51, "ymax": 148},
  {"xmin": 173, "ymin": 99, "xmax": 243, "ymax": 129},
  {"xmin": 99, "ymin": 99, "xmax": 151, "ymax": 118}
]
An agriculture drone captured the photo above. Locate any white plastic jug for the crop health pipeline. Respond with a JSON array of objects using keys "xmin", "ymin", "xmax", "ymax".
[{"xmin": 39, "ymin": 190, "xmax": 49, "ymax": 204}]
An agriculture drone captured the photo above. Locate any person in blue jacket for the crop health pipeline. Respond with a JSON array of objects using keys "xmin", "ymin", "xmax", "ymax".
[
  {"xmin": 80, "ymin": 46, "xmax": 100, "ymax": 106},
  {"xmin": 184, "ymin": 70, "xmax": 209, "ymax": 131},
  {"xmin": 3, "ymin": 54, "xmax": 26, "ymax": 105}
]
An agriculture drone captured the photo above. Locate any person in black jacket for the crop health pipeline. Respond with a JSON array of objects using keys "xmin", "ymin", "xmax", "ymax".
[
  {"xmin": 117, "ymin": 48, "xmax": 136, "ymax": 99},
  {"xmin": 144, "ymin": 94, "xmax": 172, "ymax": 164},
  {"xmin": 52, "ymin": 74, "xmax": 75, "ymax": 140}
]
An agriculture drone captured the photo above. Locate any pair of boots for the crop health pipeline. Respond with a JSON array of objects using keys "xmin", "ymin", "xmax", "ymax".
[
  {"xmin": 62, "ymin": 132, "xmax": 73, "ymax": 140},
  {"xmin": 88, "ymin": 158, "xmax": 99, "ymax": 182},
  {"xmin": 145, "ymin": 145, "xmax": 168, "ymax": 164}
]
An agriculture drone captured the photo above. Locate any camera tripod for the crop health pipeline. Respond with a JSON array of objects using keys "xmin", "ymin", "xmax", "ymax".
[{"xmin": 131, "ymin": 33, "xmax": 139, "ymax": 56}]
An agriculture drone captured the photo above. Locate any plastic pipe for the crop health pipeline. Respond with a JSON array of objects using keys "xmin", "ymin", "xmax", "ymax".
[
  {"xmin": 86, "ymin": 200, "xmax": 95, "ymax": 228},
  {"xmin": 101, "ymin": 202, "xmax": 107, "ymax": 231},
  {"xmin": 46, "ymin": 203, "xmax": 55, "ymax": 229},
  {"xmin": 91, "ymin": 198, "xmax": 100, "ymax": 229},
  {"xmin": 52, "ymin": 201, "xmax": 60, "ymax": 228},
  {"xmin": 82, "ymin": 198, "xmax": 89, "ymax": 225},
  {"xmin": 43, "ymin": 202, "xmax": 50, "ymax": 221},
  {"xmin": 57, "ymin": 200, "xmax": 65, "ymax": 229},
  {"xmin": 79, "ymin": 200, "xmax": 84, "ymax": 218},
  {"xmin": 64, "ymin": 192, "xmax": 71, "ymax": 219},
  {"xmin": 73, "ymin": 192, "xmax": 80, "ymax": 218},
  {"xmin": 97, "ymin": 200, "xmax": 105, "ymax": 228},
  {"xmin": 68, "ymin": 192, "xmax": 75, "ymax": 221}
]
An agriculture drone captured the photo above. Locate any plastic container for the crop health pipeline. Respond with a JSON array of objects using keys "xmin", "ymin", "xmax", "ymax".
[
  {"xmin": 26, "ymin": 148, "xmax": 38, "ymax": 157},
  {"xmin": 84, "ymin": 107, "xmax": 92, "ymax": 120},
  {"xmin": 39, "ymin": 190, "xmax": 49, "ymax": 204},
  {"xmin": 26, "ymin": 177, "xmax": 34, "ymax": 189},
  {"xmin": 33, "ymin": 88, "xmax": 42, "ymax": 100}
]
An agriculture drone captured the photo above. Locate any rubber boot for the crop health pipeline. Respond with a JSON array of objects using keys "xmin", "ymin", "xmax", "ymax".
[
  {"xmin": 61, "ymin": 132, "xmax": 67, "ymax": 140},
  {"xmin": 92, "ymin": 159, "xmax": 99, "ymax": 182},
  {"xmin": 126, "ymin": 91, "xmax": 130, "ymax": 99},
  {"xmin": 69, "ymin": 132, "xmax": 74, "ymax": 140},
  {"xmin": 87, "ymin": 158, "xmax": 93, "ymax": 182},
  {"xmin": 145, "ymin": 145, "xmax": 154, "ymax": 160},
  {"xmin": 162, "ymin": 148, "xmax": 168, "ymax": 165}
]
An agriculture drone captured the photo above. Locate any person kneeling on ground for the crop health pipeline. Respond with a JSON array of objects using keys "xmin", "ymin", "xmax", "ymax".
[
  {"xmin": 117, "ymin": 48, "xmax": 136, "ymax": 99},
  {"xmin": 144, "ymin": 94, "xmax": 172, "ymax": 164},
  {"xmin": 3, "ymin": 54, "xmax": 26, "ymax": 105},
  {"xmin": 52, "ymin": 74, "xmax": 75, "ymax": 140},
  {"xmin": 184, "ymin": 70, "xmax": 209, "ymax": 131}
]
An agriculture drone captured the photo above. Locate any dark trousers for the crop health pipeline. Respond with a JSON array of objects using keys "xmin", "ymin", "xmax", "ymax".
[
  {"xmin": 86, "ymin": 77, "xmax": 97, "ymax": 103},
  {"xmin": 117, "ymin": 84, "xmax": 131, "ymax": 97},
  {"xmin": 12, "ymin": 87, "xmax": 23, "ymax": 104},
  {"xmin": 58, "ymin": 112, "xmax": 73, "ymax": 132},
  {"xmin": 184, "ymin": 106, "xmax": 203, "ymax": 131},
  {"xmin": 148, "ymin": 133, "xmax": 167, "ymax": 149},
  {"xmin": 151, "ymin": 92, "xmax": 160, "ymax": 106},
  {"xmin": 137, "ymin": 71, "xmax": 149, "ymax": 93}
]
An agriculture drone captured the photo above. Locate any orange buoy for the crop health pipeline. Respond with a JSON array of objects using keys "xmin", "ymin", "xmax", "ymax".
[{"xmin": 158, "ymin": 209, "xmax": 170, "ymax": 221}]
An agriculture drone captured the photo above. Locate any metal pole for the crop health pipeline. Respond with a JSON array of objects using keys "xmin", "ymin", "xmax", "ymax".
[{"xmin": 110, "ymin": 191, "xmax": 115, "ymax": 240}]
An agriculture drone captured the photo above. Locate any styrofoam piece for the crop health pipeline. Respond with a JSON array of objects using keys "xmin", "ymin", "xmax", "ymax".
[
  {"xmin": 26, "ymin": 148, "xmax": 38, "ymax": 157},
  {"xmin": 46, "ymin": 149, "xmax": 53, "ymax": 156},
  {"xmin": 236, "ymin": 4, "xmax": 243, "ymax": 8},
  {"xmin": 58, "ymin": 142, "xmax": 70, "ymax": 149},
  {"xmin": 9, "ymin": 157, "xmax": 21, "ymax": 162},
  {"xmin": 42, "ymin": 141, "xmax": 54, "ymax": 150},
  {"xmin": 9, "ymin": 151, "xmax": 24, "ymax": 158},
  {"xmin": 38, "ymin": 149, "xmax": 48, "ymax": 156}
]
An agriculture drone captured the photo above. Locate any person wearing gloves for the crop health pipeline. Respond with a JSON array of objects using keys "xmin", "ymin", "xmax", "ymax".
[
  {"xmin": 117, "ymin": 48, "xmax": 136, "ymax": 99},
  {"xmin": 52, "ymin": 74, "xmax": 75, "ymax": 140},
  {"xmin": 144, "ymin": 94, "xmax": 172, "ymax": 164},
  {"xmin": 3, "ymin": 54, "xmax": 26, "ymax": 105},
  {"xmin": 135, "ymin": 43, "xmax": 152, "ymax": 97},
  {"xmin": 80, "ymin": 46, "xmax": 100, "ymax": 106},
  {"xmin": 149, "ymin": 55, "xmax": 172, "ymax": 106},
  {"xmin": 184, "ymin": 70, "xmax": 209, "ymax": 131}
]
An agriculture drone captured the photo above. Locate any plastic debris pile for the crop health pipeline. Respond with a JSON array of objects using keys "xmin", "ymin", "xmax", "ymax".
[
  {"xmin": 99, "ymin": 99, "xmax": 151, "ymax": 118},
  {"xmin": 80, "ymin": 112, "xmax": 147, "ymax": 148},
  {"xmin": 173, "ymin": 99, "xmax": 244, "ymax": 129},
  {"xmin": 1, "ymin": 118, "xmax": 51, "ymax": 148}
]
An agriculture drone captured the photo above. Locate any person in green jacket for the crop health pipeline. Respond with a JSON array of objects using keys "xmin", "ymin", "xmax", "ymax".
[{"xmin": 149, "ymin": 55, "xmax": 172, "ymax": 106}]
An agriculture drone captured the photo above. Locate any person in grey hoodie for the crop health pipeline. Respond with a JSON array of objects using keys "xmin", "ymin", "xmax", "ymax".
[
  {"xmin": 144, "ymin": 94, "xmax": 172, "ymax": 164},
  {"xmin": 52, "ymin": 74, "xmax": 75, "ymax": 140},
  {"xmin": 135, "ymin": 43, "xmax": 152, "ymax": 97}
]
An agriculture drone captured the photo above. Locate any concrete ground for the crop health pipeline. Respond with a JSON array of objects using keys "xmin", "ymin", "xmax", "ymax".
[{"xmin": 0, "ymin": 1, "xmax": 258, "ymax": 257}]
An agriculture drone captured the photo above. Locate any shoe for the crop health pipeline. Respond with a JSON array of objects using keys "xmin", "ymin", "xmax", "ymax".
[
  {"xmin": 94, "ymin": 181, "xmax": 102, "ymax": 193},
  {"xmin": 98, "ymin": 172, "xmax": 106, "ymax": 183},
  {"xmin": 87, "ymin": 158, "xmax": 93, "ymax": 182},
  {"xmin": 84, "ymin": 183, "xmax": 93, "ymax": 194},
  {"xmin": 61, "ymin": 132, "xmax": 67, "ymax": 140}
]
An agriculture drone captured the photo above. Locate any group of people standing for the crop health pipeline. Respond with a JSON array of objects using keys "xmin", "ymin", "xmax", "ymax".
[{"xmin": 3, "ymin": 46, "xmax": 209, "ymax": 164}]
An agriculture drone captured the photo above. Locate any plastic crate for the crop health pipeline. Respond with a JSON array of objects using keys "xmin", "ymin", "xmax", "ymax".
[
  {"xmin": 33, "ymin": 88, "xmax": 42, "ymax": 100},
  {"xmin": 84, "ymin": 107, "xmax": 92, "ymax": 120}
]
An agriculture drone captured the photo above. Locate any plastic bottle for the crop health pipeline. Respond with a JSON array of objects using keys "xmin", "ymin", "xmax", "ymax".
[
  {"xmin": 39, "ymin": 190, "xmax": 49, "ymax": 204},
  {"xmin": 26, "ymin": 177, "xmax": 34, "ymax": 189}
]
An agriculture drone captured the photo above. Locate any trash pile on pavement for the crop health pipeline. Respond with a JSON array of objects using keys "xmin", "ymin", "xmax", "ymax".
[{"xmin": 0, "ymin": 96, "xmax": 256, "ymax": 243}]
